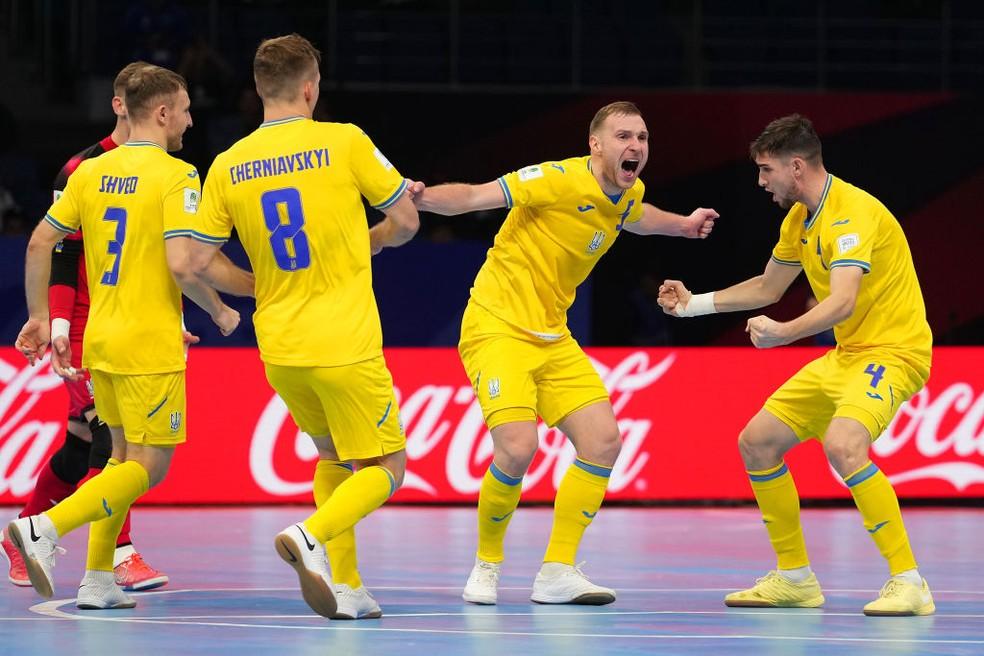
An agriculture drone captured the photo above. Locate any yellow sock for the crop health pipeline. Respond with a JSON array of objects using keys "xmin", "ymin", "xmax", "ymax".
[
  {"xmin": 303, "ymin": 465, "xmax": 394, "ymax": 544},
  {"xmin": 314, "ymin": 459, "xmax": 361, "ymax": 588},
  {"xmin": 45, "ymin": 460, "xmax": 149, "ymax": 538},
  {"xmin": 748, "ymin": 461, "xmax": 810, "ymax": 569},
  {"xmin": 845, "ymin": 461, "xmax": 917, "ymax": 575},
  {"xmin": 85, "ymin": 459, "xmax": 129, "ymax": 571},
  {"xmin": 543, "ymin": 458, "xmax": 610, "ymax": 565},
  {"xmin": 476, "ymin": 463, "xmax": 523, "ymax": 563}
]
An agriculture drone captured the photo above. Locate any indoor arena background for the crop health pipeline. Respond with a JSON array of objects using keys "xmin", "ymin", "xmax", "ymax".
[{"xmin": 1, "ymin": 2, "xmax": 982, "ymax": 654}]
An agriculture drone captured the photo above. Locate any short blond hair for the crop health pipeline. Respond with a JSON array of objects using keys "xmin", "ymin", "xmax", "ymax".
[
  {"xmin": 253, "ymin": 34, "xmax": 321, "ymax": 101},
  {"xmin": 123, "ymin": 66, "xmax": 187, "ymax": 120},
  {"xmin": 589, "ymin": 101, "xmax": 642, "ymax": 137},
  {"xmin": 113, "ymin": 60, "xmax": 152, "ymax": 96}
]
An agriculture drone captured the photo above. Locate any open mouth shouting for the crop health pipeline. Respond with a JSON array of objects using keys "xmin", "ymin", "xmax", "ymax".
[{"xmin": 619, "ymin": 157, "xmax": 641, "ymax": 184}]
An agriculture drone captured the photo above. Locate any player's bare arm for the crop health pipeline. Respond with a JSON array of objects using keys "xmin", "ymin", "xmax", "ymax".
[
  {"xmin": 658, "ymin": 257, "xmax": 802, "ymax": 317},
  {"xmin": 201, "ymin": 251, "xmax": 255, "ymax": 297},
  {"xmin": 17, "ymin": 221, "xmax": 66, "ymax": 366},
  {"xmin": 413, "ymin": 180, "xmax": 506, "ymax": 216},
  {"xmin": 623, "ymin": 204, "xmax": 718, "ymax": 238},
  {"xmin": 746, "ymin": 264, "xmax": 862, "ymax": 349},
  {"xmin": 166, "ymin": 237, "xmax": 241, "ymax": 336},
  {"xmin": 369, "ymin": 193, "xmax": 420, "ymax": 254}
]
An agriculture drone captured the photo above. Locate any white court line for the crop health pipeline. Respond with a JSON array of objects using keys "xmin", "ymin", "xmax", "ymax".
[{"xmin": 26, "ymin": 594, "xmax": 984, "ymax": 646}]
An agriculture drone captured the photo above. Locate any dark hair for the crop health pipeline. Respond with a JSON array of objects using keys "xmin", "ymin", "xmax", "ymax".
[
  {"xmin": 589, "ymin": 101, "xmax": 643, "ymax": 137},
  {"xmin": 750, "ymin": 114, "xmax": 822, "ymax": 163},
  {"xmin": 124, "ymin": 66, "xmax": 187, "ymax": 120},
  {"xmin": 253, "ymin": 34, "xmax": 322, "ymax": 101}
]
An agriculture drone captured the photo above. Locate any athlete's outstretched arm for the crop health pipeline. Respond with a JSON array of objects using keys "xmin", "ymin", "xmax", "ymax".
[
  {"xmin": 166, "ymin": 237, "xmax": 240, "ymax": 335},
  {"xmin": 183, "ymin": 239, "xmax": 255, "ymax": 297},
  {"xmin": 623, "ymin": 203, "xmax": 717, "ymax": 238},
  {"xmin": 412, "ymin": 180, "xmax": 506, "ymax": 216},
  {"xmin": 658, "ymin": 257, "xmax": 802, "ymax": 317},
  {"xmin": 746, "ymin": 265, "xmax": 862, "ymax": 348},
  {"xmin": 369, "ymin": 193, "xmax": 420, "ymax": 254},
  {"xmin": 17, "ymin": 220, "xmax": 64, "ymax": 365}
]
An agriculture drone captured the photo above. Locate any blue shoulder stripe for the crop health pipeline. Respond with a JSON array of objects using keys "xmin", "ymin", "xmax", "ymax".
[
  {"xmin": 372, "ymin": 178, "xmax": 409, "ymax": 210},
  {"xmin": 44, "ymin": 214, "xmax": 74, "ymax": 233}
]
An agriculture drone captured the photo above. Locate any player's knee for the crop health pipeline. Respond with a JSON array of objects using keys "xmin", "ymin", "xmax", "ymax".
[
  {"xmin": 737, "ymin": 426, "xmax": 778, "ymax": 467},
  {"xmin": 579, "ymin": 426, "xmax": 622, "ymax": 467},
  {"xmin": 822, "ymin": 437, "xmax": 868, "ymax": 478},
  {"xmin": 88, "ymin": 416, "xmax": 113, "ymax": 469},
  {"xmin": 497, "ymin": 436, "xmax": 538, "ymax": 474},
  {"xmin": 49, "ymin": 429, "xmax": 92, "ymax": 485}
]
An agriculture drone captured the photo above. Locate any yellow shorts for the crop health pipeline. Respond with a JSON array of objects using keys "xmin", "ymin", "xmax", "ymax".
[
  {"xmin": 264, "ymin": 356, "xmax": 405, "ymax": 462},
  {"xmin": 764, "ymin": 348, "xmax": 929, "ymax": 442},
  {"xmin": 458, "ymin": 301, "xmax": 609, "ymax": 430},
  {"xmin": 90, "ymin": 369, "xmax": 187, "ymax": 446}
]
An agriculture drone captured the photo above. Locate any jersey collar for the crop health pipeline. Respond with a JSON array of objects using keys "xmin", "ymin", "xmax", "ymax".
[
  {"xmin": 804, "ymin": 174, "xmax": 833, "ymax": 230},
  {"xmin": 259, "ymin": 116, "xmax": 306, "ymax": 128},
  {"xmin": 124, "ymin": 140, "xmax": 166, "ymax": 151},
  {"xmin": 587, "ymin": 158, "xmax": 626, "ymax": 205}
]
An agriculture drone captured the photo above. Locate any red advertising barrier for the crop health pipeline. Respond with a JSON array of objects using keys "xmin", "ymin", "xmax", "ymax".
[{"xmin": 1, "ymin": 347, "xmax": 982, "ymax": 504}]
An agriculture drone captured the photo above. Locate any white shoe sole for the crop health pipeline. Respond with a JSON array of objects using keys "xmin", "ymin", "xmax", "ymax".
[
  {"xmin": 530, "ymin": 591, "xmax": 615, "ymax": 605},
  {"xmin": 462, "ymin": 590, "xmax": 496, "ymax": 605},
  {"xmin": 6, "ymin": 521, "xmax": 53, "ymax": 599},
  {"xmin": 274, "ymin": 532, "xmax": 336, "ymax": 618},
  {"xmin": 333, "ymin": 608, "xmax": 383, "ymax": 620},
  {"xmin": 77, "ymin": 596, "xmax": 137, "ymax": 610}
]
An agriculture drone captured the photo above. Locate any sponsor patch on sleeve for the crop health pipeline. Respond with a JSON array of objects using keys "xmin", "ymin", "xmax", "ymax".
[
  {"xmin": 373, "ymin": 147, "xmax": 393, "ymax": 171},
  {"xmin": 183, "ymin": 187, "xmax": 200, "ymax": 214},
  {"xmin": 837, "ymin": 233, "xmax": 860, "ymax": 254},
  {"xmin": 518, "ymin": 165, "xmax": 544, "ymax": 182}
]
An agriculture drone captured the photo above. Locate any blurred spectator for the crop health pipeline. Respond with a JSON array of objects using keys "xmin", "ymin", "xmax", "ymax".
[
  {"xmin": 0, "ymin": 104, "xmax": 44, "ymax": 228},
  {"xmin": 123, "ymin": 0, "xmax": 191, "ymax": 69}
]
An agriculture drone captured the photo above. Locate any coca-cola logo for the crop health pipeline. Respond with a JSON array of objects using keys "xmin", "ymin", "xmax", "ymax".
[
  {"xmin": 0, "ymin": 355, "xmax": 65, "ymax": 496},
  {"xmin": 249, "ymin": 352, "xmax": 676, "ymax": 497},
  {"xmin": 873, "ymin": 383, "xmax": 984, "ymax": 490}
]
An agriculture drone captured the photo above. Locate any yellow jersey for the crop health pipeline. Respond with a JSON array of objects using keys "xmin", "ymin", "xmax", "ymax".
[
  {"xmin": 193, "ymin": 117, "xmax": 407, "ymax": 367},
  {"xmin": 472, "ymin": 155, "xmax": 645, "ymax": 339},
  {"xmin": 44, "ymin": 141, "xmax": 199, "ymax": 375},
  {"xmin": 771, "ymin": 174, "xmax": 932, "ymax": 371}
]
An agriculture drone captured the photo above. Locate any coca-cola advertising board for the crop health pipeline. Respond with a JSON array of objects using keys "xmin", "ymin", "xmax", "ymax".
[{"xmin": 1, "ymin": 347, "xmax": 982, "ymax": 504}]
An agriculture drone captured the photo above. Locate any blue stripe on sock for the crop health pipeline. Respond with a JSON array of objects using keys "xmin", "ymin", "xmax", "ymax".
[
  {"xmin": 336, "ymin": 462, "xmax": 354, "ymax": 472},
  {"xmin": 748, "ymin": 463, "xmax": 789, "ymax": 482},
  {"xmin": 844, "ymin": 462, "xmax": 879, "ymax": 488},
  {"xmin": 380, "ymin": 467, "xmax": 397, "ymax": 496},
  {"xmin": 573, "ymin": 458, "xmax": 613, "ymax": 478},
  {"xmin": 489, "ymin": 462, "xmax": 523, "ymax": 486}
]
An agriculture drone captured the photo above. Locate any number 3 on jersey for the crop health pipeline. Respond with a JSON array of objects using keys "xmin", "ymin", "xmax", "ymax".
[
  {"xmin": 101, "ymin": 207, "xmax": 127, "ymax": 286},
  {"xmin": 262, "ymin": 188, "xmax": 311, "ymax": 271}
]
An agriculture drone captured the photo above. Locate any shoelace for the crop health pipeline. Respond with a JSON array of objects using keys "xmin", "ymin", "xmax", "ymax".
[{"xmin": 475, "ymin": 562, "xmax": 500, "ymax": 585}]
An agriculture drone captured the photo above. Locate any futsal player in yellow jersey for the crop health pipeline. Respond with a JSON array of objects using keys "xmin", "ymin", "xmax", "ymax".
[
  {"xmin": 659, "ymin": 114, "xmax": 934, "ymax": 616},
  {"xmin": 11, "ymin": 66, "xmax": 248, "ymax": 608},
  {"xmin": 184, "ymin": 35, "xmax": 419, "ymax": 620},
  {"xmin": 412, "ymin": 102, "xmax": 717, "ymax": 605}
]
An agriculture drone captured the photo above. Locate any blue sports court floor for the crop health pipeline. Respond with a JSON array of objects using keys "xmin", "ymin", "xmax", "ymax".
[{"xmin": 1, "ymin": 506, "xmax": 982, "ymax": 655}]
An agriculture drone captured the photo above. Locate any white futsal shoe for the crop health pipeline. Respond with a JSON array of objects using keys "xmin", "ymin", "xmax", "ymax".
[
  {"xmin": 275, "ymin": 523, "xmax": 337, "ymax": 618},
  {"xmin": 76, "ymin": 570, "xmax": 137, "ymax": 609},
  {"xmin": 6, "ymin": 515, "xmax": 62, "ymax": 598},
  {"xmin": 530, "ymin": 562, "xmax": 616, "ymax": 605},
  {"xmin": 462, "ymin": 557, "xmax": 501, "ymax": 605},
  {"xmin": 333, "ymin": 583, "xmax": 383, "ymax": 619}
]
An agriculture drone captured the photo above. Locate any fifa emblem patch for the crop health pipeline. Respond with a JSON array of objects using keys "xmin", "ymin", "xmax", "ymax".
[
  {"xmin": 837, "ymin": 233, "xmax": 860, "ymax": 254},
  {"xmin": 488, "ymin": 377, "xmax": 501, "ymax": 400},
  {"xmin": 518, "ymin": 165, "xmax": 544, "ymax": 182},
  {"xmin": 183, "ymin": 188, "xmax": 200, "ymax": 214},
  {"xmin": 373, "ymin": 147, "xmax": 393, "ymax": 170},
  {"xmin": 587, "ymin": 231, "xmax": 606, "ymax": 253},
  {"xmin": 169, "ymin": 411, "xmax": 182, "ymax": 433}
]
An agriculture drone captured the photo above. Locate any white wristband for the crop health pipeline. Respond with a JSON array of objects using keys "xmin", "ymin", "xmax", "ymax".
[
  {"xmin": 51, "ymin": 318, "xmax": 71, "ymax": 341},
  {"xmin": 674, "ymin": 292, "xmax": 717, "ymax": 317}
]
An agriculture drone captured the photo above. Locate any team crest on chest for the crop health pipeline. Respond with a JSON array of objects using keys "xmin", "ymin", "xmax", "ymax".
[{"xmin": 587, "ymin": 231, "xmax": 606, "ymax": 254}]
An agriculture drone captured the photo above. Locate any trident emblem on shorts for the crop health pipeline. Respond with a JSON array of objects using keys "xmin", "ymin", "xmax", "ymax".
[
  {"xmin": 488, "ymin": 377, "xmax": 501, "ymax": 400},
  {"xmin": 169, "ymin": 411, "xmax": 182, "ymax": 433}
]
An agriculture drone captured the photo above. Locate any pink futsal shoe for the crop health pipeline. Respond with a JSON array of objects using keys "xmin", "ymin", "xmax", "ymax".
[
  {"xmin": 114, "ymin": 550, "xmax": 169, "ymax": 591},
  {"xmin": 1, "ymin": 528, "xmax": 30, "ymax": 586}
]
